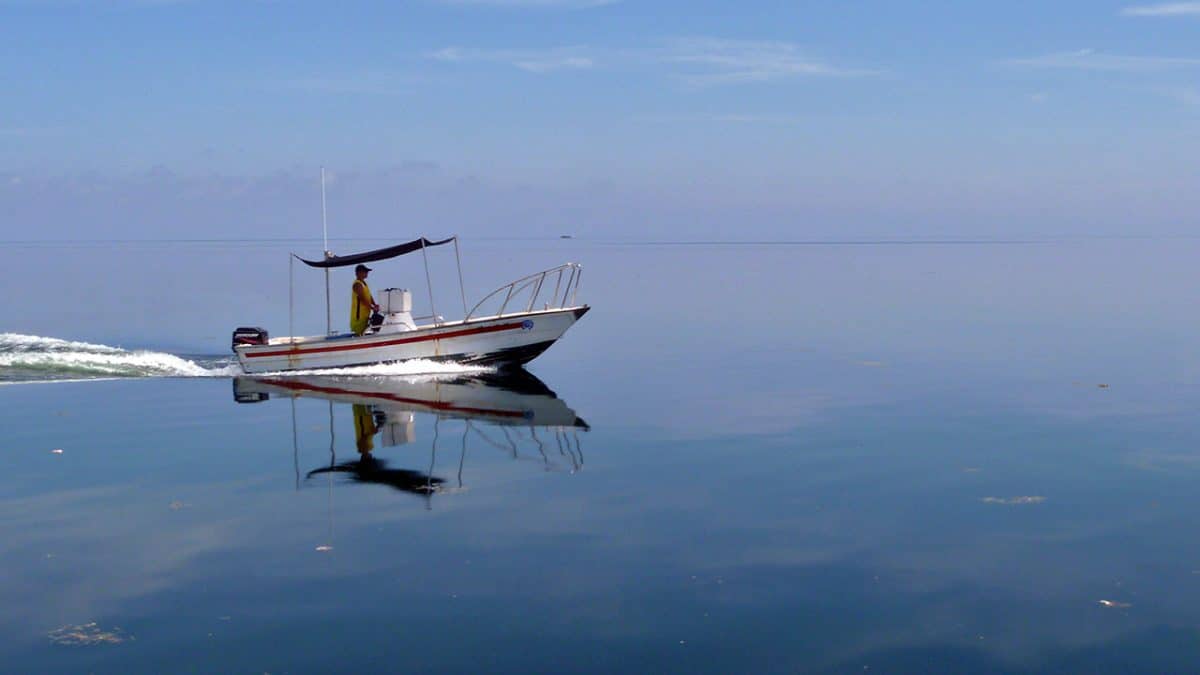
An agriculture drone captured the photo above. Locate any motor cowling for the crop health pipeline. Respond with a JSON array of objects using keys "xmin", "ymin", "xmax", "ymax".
[{"xmin": 231, "ymin": 327, "xmax": 269, "ymax": 352}]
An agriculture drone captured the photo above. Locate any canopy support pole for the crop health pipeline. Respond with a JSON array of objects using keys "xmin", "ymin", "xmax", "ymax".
[
  {"xmin": 421, "ymin": 239, "xmax": 438, "ymax": 326},
  {"xmin": 452, "ymin": 236, "xmax": 467, "ymax": 318}
]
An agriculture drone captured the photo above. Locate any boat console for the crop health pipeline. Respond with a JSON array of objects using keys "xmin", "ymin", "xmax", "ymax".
[{"xmin": 374, "ymin": 288, "xmax": 417, "ymax": 334}]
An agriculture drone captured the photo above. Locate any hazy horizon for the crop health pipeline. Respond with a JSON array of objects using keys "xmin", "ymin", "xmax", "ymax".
[{"xmin": 3, "ymin": 1, "xmax": 1200, "ymax": 242}]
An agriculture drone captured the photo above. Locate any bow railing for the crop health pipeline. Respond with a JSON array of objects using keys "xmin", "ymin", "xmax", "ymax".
[{"xmin": 465, "ymin": 263, "xmax": 583, "ymax": 321}]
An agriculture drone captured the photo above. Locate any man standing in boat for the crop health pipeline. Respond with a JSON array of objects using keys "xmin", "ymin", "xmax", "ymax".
[{"xmin": 351, "ymin": 264, "xmax": 380, "ymax": 335}]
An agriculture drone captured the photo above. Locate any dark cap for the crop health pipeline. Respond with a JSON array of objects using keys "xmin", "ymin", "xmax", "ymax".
[{"xmin": 355, "ymin": 264, "xmax": 372, "ymax": 273}]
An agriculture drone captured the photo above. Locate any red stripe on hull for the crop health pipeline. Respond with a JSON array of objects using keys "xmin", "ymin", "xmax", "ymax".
[{"xmin": 244, "ymin": 321, "xmax": 526, "ymax": 359}]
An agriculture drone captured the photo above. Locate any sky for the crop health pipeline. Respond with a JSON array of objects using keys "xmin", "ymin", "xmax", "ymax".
[{"xmin": 2, "ymin": 0, "xmax": 1200, "ymax": 240}]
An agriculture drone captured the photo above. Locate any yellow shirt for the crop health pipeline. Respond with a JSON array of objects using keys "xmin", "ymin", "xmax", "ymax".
[{"xmin": 351, "ymin": 279, "xmax": 374, "ymax": 333}]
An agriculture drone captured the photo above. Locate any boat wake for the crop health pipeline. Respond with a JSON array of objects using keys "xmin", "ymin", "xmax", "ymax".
[
  {"xmin": 0, "ymin": 333, "xmax": 237, "ymax": 383},
  {"xmin": 254, "ymin": 360, "xmax": 493, "ymax": 379},
  {"xmin": 0, "ymin": 333, "xmax": 493, "ymax": 384}
]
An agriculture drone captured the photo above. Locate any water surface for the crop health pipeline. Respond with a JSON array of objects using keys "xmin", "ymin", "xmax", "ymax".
[{"xmin": 3, "ymin": 239, "xmax": 1200, "ymax": 673}]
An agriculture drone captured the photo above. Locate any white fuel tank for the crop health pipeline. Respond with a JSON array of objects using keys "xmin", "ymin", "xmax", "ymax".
[{"xmin": 381, "ymin": 288, "xmax": 412, "ymax": 314}]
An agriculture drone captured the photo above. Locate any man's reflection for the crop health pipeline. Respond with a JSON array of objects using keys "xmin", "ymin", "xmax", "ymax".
[
  {"xmin": 352, "ymin": 404, "xmax": 379, "ymax": 455},
  {"xmin": 308, "ymin": 402, "xmax": 445, "ymax": 497},
  {"xmin": 307, "ymin": 454, "xmax": 446, "ymax": 496}
]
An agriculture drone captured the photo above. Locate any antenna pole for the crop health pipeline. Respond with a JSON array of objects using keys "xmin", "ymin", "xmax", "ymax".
[
  {"xmin": 321, "ymin": 167, "xmax": 329, "ymax": 253},
  {"xmin": 321, "ymin": 168, "xmax": 332, "ymax": 335}
]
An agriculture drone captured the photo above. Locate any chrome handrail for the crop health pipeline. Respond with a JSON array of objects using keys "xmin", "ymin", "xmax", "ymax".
[{"xmin": 465, "ymin": 263, "xmax": 583, "ymax": 321}]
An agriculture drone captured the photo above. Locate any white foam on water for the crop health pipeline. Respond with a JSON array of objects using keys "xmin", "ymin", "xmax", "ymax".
[
  {"xmin": 0, "ymin": 333, "xmax": 237, "ymax": 380},
  {"xmin": 259, "ymin": 359, "xmax": 492, "ymax": 379},
  {"xmin": 0, "ymin": 333, "xmax": 492, "ymax": 382}
]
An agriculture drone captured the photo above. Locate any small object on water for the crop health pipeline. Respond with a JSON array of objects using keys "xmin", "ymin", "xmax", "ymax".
[
  {"xmin": 50, "ymin": 448, "xmax": 63, "ymax": 455},
  {"xmin": 1098, "ymin": 384, "xmax": 1110, "ymax": 389},
  {"xmin": 981, "ymin": 495, "xmax": 1045, "ymax": 505},
  {"xmin": 48, "ymin": 622, "xmax": 131, "ymax": 646},
  {"xmin": 962, "ymin": 467, "xmax": 981, "ymax": 473},
  {"xmin": 315, "ymin": 545, "xmax": 333, "ymax": 552},
  {"xmin": 168, "ymin": 500, "xmax": 187, "ymax": 511},
  {"xmin": 1098, "ymin": 599, "xmax": 1131, "ymax": 608}
]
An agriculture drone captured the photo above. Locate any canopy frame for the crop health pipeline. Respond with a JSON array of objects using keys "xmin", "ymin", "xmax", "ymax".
[
  {"xmin": 287, "ymin": 235, "xmax": 466, "ymax": 337},
  {"xmin": 295, "ymin": 237, "xmax": 456, "ymax": 269}
]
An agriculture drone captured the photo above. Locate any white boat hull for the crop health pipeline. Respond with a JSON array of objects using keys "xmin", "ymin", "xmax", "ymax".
[{"xmin": 234, "ymin": 306, "xmax": 588, "ymax": 374}]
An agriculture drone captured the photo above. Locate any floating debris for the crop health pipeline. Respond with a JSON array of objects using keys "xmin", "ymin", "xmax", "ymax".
[
  {"xmin": 962, "ymin": 467, "xmax": 981, "ymax": 473},
  {"xmin": 857, "ymin": 361, "xmax": 885, "ymax": 367},
  {"xmin": 981, "ymin": 496, "xmax": 1046, "ymax": 505},
  {"xmin": 48, "ymin": 622, "xmax": 132, "ymax": 646},
  {"xmin": 50, "ymin": 448, "xmax": 63, "ymax": 455},
  {"xmin": 315, "ymin": 545, "xmax": 333, "ymax": 552},
  {"xmin": 1098, "ymin": 384, "xmax": 1110, "ymax": 389},
  {"xmin": 1098, "ymin": 599, "xmax": 1131, "ymax": 608}
]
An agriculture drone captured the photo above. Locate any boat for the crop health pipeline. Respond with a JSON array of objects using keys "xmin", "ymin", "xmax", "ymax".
[{"xmin": 231, "ymin": 236, "xmax": 588, "ymax": 374}]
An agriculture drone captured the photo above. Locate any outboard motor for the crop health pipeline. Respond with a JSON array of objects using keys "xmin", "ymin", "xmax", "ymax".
[{"xmin": 231, "ymin": 326, "xmax": 269, "ymax": 352}]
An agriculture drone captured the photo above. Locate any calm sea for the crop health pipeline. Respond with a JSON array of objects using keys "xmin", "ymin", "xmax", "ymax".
[{"xmin": 3, "ymin": 238, "xmax": 1200, "ymax": 673}]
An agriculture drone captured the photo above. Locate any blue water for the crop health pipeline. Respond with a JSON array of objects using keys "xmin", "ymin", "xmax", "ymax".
[{"xmin": 3, "ymin": 239, "xmax": 1200, "ymax": 673}]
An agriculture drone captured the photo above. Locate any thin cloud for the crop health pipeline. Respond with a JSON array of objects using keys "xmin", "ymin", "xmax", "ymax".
[
  {"xmin": 1121, "ymin": 2, "xmax": 1200, "ymax": 16},
  {"xmin": 278, "ymin": 72, "xmax": 422, "ymax": 95},
  {"xmin": 635, "ymin": 113, "xmax": 813, "ymax": 125},
  {"xmin": 1005, "ymin": 49, "xmax": 1200, "ymax": 72},
  {"xmin": 427, "ymin": 38, "xmax": 874, "ymax": 85},
  {"xmin": 705, "ymin": 113, "xmax": 810, "ymax": 124},
  {"xmin": 1156, "ymin": 86, "xmax": 1200, "ymax": 105},
  {"xmin": 0, "ymin": 126, "xmax": 61, "ymax": 137},
  {"xmin": 0, "ymin": 0, "xmax": 200, "ymax": 5},
  {"xmin": 432, "ymin": 0, "xmax": 619, "ymax": 7},
  {"xmin": 658, "ymin": 37, "xmax": 876, "ymax": 86},
  {"xmin": 427, "ymin": 47, "xmax": 594, "ymax": 73}
]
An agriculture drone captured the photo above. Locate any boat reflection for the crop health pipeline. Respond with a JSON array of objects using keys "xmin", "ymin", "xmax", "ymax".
[{"xmin": 233, "ymin": 371, "xmax": 588, "ymax": 506}]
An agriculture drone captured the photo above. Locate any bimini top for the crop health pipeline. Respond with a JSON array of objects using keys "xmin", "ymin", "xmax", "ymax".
[{"xmin": 296, "ymin": 236, "xmax": 455, "ymax": 269}]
